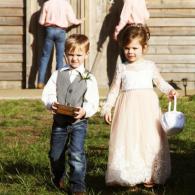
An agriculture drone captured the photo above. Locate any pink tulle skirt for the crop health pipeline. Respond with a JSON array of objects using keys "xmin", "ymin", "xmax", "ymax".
[{"xmin": 106, "ymin": 89, "xmax": 171, "ymax": 186}]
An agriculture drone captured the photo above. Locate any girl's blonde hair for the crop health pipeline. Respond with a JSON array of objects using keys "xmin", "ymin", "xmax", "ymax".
[
  {"xmin": 120, "ymin": 24, "xmax": 150, "ymax": 48},
  {"xmin": 65, "ymin": 34, "xmax": 90, "ymax": 54}
]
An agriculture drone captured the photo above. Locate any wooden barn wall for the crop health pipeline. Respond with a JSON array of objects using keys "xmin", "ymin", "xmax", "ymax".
[
  {"xmin": 146, "ymin": 0, "xmax": 195, "ymax": 89},
  {"xmin": 0, "ymin": 0, "xmax": 195, "ymax": 89},
  {"xmin": 0, "ymin": 0, "xmax": 24, "ymax": 89},
  {"xmin": 25, "ymin": 0, "xmax": 87, "ymax": 88},
  {"xmin": 89, "ymin": 0, "xmax": 195, "ymax": 90}
]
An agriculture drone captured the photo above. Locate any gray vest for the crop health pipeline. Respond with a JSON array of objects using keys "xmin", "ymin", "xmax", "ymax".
[
  {"xmin": 54, "ymin": 69, "xmax": 88, "ymax": 125},
  {"xmin": 56, "ymin": 70, "xmax": 87, "ymax": 107}
]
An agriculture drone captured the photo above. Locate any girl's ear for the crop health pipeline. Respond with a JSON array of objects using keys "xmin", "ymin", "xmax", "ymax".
[{"xmin": 143, "ymin": 44, "xmax": 148, "ymax": 54}]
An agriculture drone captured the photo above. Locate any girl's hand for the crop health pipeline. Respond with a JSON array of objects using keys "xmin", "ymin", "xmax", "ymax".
[
  {"xmin": 51, "ymin": 101, "xmax": 59, "ymax": 114},
  {"xmin": 168, "ymin": 89, "xmax": 178, "ymax": 100},
  {"xmin": 104, "ymin": 112, "xmax": 112, "ymax": 125},
  {"xmin": 74, "ymin": 107, "xmax": 86, "ymax": 119}
]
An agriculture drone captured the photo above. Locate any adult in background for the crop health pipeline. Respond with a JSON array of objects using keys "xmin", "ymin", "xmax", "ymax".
[
  {"xmin": 37, "ymin": 0, "xmax": 82, "ymax": 89},
  {"xmin": 114, "ymin": 0, "xmax": 149, "ymax": 40},
  {"xmin": 113, "ymin": 0, "xmax": 150, "ymax": 63}
]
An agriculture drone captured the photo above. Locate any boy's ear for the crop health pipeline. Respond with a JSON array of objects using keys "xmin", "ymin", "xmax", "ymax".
[
  {"xmin": 64, "ymin": 53, "xmax": 68, "ymax": 64},
  {"xmin": 85, "ymin": 51, "xmax": 89, "ymax": 59}
]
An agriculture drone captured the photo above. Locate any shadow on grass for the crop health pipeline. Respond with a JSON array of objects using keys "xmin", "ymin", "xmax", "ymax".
[
  {"xmin": 0, "ymin": 138, "xmax": 194, "ymax": 194},
  {"xmin": 166, "ymin": 138, "xmax": 195, "ymax": 195},
  {"xmin": 86, "ymin": 138, "xmax": 195, "ymax": 195},
  {"xmin": 0, "ymin": 160, "xmax": 50, "ymax": 184},
  {"xmin": 0, "ymin": 160, "xmax": 63, "ymax": 193},
  {"xmin": 1, "ymin": 160, "xmax": 47, "ymax": 174}
]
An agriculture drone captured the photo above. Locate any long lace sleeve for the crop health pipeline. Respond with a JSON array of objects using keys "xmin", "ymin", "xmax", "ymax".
[
  {"xmin": 152, "ymin": 63, "xmax": 174, "ymax": 94},
  {"xmin": 101, "ymin": 64, "xmax": 122, "ymax": 115}
]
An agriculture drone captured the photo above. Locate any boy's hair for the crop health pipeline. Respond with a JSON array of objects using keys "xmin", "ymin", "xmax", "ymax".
[
  {"xmin": 65, "ymin": 34, "xmax": 90, "ymax": 54},
  {"xmin": 120, "ymin": 24, "xmax": 150, "ymax": 48}
]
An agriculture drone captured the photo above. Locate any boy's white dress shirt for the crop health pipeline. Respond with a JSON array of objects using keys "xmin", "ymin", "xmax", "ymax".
[{"xmin": 42, "ymin": 64, "xmax": 99, "ymax": 118}]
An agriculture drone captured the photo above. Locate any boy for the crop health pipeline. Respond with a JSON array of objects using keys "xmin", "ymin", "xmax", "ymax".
[{"xmin": 42, "ymin": 34, "xmax": 99, "ymax": 195}]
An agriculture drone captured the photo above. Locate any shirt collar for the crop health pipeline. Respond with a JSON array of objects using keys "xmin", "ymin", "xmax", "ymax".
[{"xmin": 60, "ymin": 64, "xmax": 85, "ymax": 74}]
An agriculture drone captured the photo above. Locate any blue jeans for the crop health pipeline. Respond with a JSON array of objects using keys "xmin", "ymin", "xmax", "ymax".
[
  {"xmin": 38, "ymin": 26, "xmax": 66, "ymax": 83},
  {"xmin": 49, "ymin": 119, "xmax": 87, "ymax": 193}
]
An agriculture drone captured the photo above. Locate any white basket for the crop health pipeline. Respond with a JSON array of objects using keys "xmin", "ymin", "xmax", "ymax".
[{"xmin": 161, "ymin": 96, "xmax": 185, "ymax": 136}]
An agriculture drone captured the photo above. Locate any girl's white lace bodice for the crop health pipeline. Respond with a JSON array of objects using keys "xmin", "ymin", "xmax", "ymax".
[{"xmin": 102, "ymin": 60, "xmax": 173, "ymax": 114}]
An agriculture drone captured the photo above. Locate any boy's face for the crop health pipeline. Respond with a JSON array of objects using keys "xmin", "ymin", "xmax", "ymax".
[{"xmin": 66, "ymin": 48, "xmax": 88, "ymax": 69}]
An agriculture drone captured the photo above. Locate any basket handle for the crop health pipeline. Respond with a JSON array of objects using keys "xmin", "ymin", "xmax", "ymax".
[{"xmin": 168, "ymin": 95, "xmax": 177, "ymax": 112}]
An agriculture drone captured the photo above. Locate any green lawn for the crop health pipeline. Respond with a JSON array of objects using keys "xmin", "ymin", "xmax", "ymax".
[{"xmin": 0, "ymin": 96, "xmax": 195, "ymax": 195}]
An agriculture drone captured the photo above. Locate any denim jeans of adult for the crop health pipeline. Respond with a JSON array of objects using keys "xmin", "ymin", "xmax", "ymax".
[
  {"xmin": 49, "ymin": 119, "xmax": 87, "ymax": 193},
  {"xmin": 38, "ymin": 26, "xmax": 66, "ymax": 83}
]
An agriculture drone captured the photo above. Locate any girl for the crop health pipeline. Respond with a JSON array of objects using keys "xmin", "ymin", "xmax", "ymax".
[
  {"xmin": 114, "ymin": 0, "xmax": 149, "ymax": 40},
  {"xmin": 101, "ymin": 24, "xmax": 176, "ymax": 189}
]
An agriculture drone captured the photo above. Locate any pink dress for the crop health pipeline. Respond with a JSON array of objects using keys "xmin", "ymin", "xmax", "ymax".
[
  {"xmin": 115, "ymin": 0, "xmax": 149, "ymax": 35},
  {"xmin": 102, "ymin": 60, "xmax": 173, "ymax": 186}
]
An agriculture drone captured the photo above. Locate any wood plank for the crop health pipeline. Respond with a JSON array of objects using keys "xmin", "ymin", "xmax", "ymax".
[
  {"xmin": 145, "ymin": 55, "xmax": 195, "ymax": 64},
  {"xmin": 147, "ymin": 0, "xmax": 195, "ymax": 9},
  {"xmin": 0, "ymin": 8, "xmax": 23, "ymax": 16},
  {"xmin": 155, "ymin": 81, "xmax": 195, "ymax": 90},
  {"xmin": 0, "ymin": 36, "xmax": 23, "ymax": 44},
  {"xmin": 149, "ymin": 8, "xmax": 195, "ymax": 18},
  {"xmin": 0, "ymin": 26, "xmax": 23, "ymax": 35},
  {"xmin": 0, "ymin": 0, "xmax": 24, "ymax": 8},
  {"xmin": 157, "ymin": 64, "xmax": 195, "ymax": 72},
  {"xmin": 0, "ymin": 17, "xmax": 23, "ymax": 25},
  {"xmin": 0, "ymin": 81, "xmax": 22, "ymax": 89},
  {"xmin": 149, "ymin": 36, "xmax": 195, "ymax": 45},
  {"xmin": 150, "ymin": 27, "xmax": 195, "ymax": 36},
  {"xmin": 80, "ymin": 0, "xmax": 85, "ymax": 33},
  {"xmin": 161, "ymin": 72, "xmax": 195, "ymax": 82},
  {"xmin": 0, "ymin": 63, "xmax": 22, "ymax": 71},
  {"xmin": 148, "ymin": 18, "xmax": 195, "ymax": 27},
  {"xmin": 0, "ymin": 72, "xmax": 22, "ymax": 81},
  {"xmin": 0, "ymin": 45, "xmax": 23, "ymax": 54},
  {"xmin": 0, "ymin": 54, "xmax": 23, "ymax": 63},
  {"xmin": 148, "ymin": 45, "xmax": 195, "ymax": 55}
]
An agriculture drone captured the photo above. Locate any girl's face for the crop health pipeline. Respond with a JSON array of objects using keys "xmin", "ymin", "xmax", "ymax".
[
  {"xmin": 123, "ymin": 37, "xmax": 146, "ymax": 63},
  {"xmin": 66, "ymin": 48, "xmax": 88, "ymax": 69}
]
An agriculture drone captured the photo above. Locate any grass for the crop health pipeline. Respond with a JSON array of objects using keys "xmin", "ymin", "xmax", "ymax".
[{"xmin": 0, "ymin": 95, "xmax": 195, "ymax": 195}]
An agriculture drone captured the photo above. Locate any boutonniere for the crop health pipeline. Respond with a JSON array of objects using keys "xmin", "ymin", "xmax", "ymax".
[{"xmin": 80, "ymin": 71, "xmax": 91, "ymax": 80}]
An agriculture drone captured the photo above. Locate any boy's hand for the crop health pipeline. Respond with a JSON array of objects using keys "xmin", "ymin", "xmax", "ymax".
[
  {"xmin": 104, "ymin": 112, "xmax": 112, "ymax": 125},
  {"xmin": 74, "ymin": 107, "xmax": 86, "ymax": 119},
  {"xmin": 51, "ymin": 102, "xmax": 59, "ymax": 114},
  {"xmin": 168, "ymin": 89, "xmax": 178, "ymax": 100}
]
